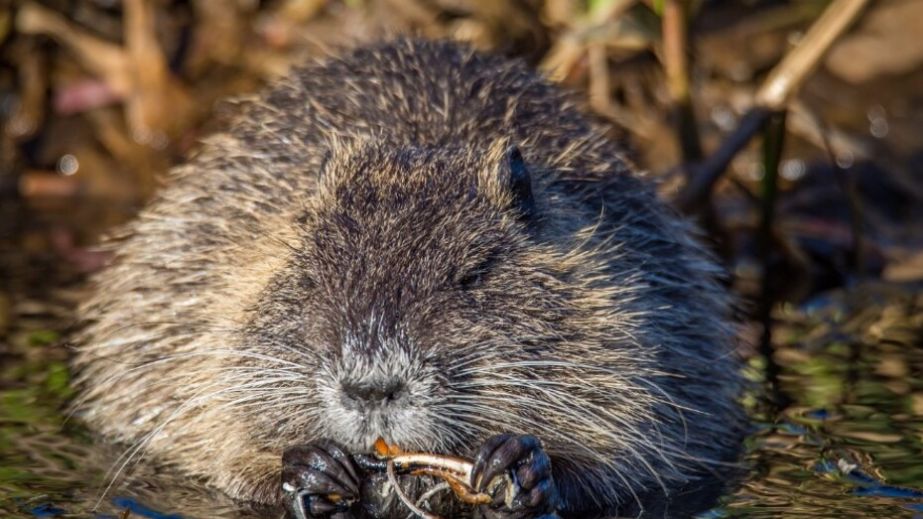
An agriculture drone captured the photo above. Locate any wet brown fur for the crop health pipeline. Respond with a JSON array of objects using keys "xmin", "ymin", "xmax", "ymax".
[{"xmin": 73, "ymin": 39, "xmax": 744, "ymax": 517}]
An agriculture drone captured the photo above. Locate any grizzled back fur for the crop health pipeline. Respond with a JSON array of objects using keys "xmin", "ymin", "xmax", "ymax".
[{"xmin": 73, "ymin": 39, "xmax": 743, "ymax": 516}]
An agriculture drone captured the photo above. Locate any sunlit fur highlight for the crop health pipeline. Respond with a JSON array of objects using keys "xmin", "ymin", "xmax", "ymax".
[{"xmin": 72, "ymin": 39, "xmax": 744, "ymax": 517}]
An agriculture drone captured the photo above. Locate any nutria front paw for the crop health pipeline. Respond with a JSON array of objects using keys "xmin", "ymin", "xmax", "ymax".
[
  {"xmin": 471, "ymin": 434, "xmax": 560, "ymax": 519},
  {"xmin": 282, "ymin": 439, "xmax": 361, "ymax": 518}
]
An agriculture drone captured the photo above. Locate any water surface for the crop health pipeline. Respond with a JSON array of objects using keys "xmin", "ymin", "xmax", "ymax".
[{"xmin": 2, "ymin": 281, "xmax": 923, "ymax": 518}]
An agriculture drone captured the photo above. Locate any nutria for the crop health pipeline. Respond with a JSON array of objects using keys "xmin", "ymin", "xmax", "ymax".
[{"xmin": 72, "ymin": 39, "xmax": 744, "ymax": 518}]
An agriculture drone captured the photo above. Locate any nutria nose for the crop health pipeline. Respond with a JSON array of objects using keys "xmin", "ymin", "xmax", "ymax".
[{"xmin": 341, "ymin": 380, "xmax": 406, "ymax": 405}]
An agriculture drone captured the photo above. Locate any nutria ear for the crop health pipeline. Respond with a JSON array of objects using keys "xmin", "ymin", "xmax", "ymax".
[
  {"xmin": 502, "ymin": 145, "xmax": 536, "ymax": 220},
  {"xmin": 317, "ymin": 148, "xmax": 333, "ymax": 182},
  {"xmin": 478, "ymin": 141, "xmax": 537, "ymax": 221}
]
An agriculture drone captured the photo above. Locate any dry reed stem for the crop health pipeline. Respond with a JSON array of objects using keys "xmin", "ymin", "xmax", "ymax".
[
  {"xmin": 675, "ymin": 0, "xmax": 871, "ymax": 212},
  {"xmin": 374, "ymin": 438, "xmax": 494, "ymax": 517},
  {"xmin": 755, "ymin": 0, "xmax": 871, "ymax": 110}
]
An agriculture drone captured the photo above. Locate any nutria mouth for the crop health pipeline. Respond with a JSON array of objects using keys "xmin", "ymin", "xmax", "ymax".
[{"xmin": 72, "ymin": 38, "xmax": 744, "ymax": 518}]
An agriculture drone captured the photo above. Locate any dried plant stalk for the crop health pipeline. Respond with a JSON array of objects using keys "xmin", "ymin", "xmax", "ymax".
[
  {"xmin": 755, "ymin": 0, "xmax": 871, "ymax": 109},
  {"xmin": 675, "ymin": 0, "xmax": 872, "ymax": 212},
  {"xmin": 408, "ymin": 468, "xmax": 492, "ymax": 505},
  {"xmin": 387, "ymin": 460, "xmax": 441, "ymax": 519},
  {"xmin": 374, "ymin": 438, "xmax": 493, "ymax": 517},
  {"xmin": 374, "ymin": 438, "xmax": 474, "ymax": 479}
]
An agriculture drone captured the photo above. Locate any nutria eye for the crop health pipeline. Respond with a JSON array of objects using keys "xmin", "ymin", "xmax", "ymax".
[
  {"xmin": 457, "ymin": 271, "xmax": 483, "ymax": 290},
  {"xmin": 299, "ymin": 274, "xmax": 317, "ymax": 290},
  {"xmin": 455, "ymin": 256, "xmax": 495, "ymax": 290}
]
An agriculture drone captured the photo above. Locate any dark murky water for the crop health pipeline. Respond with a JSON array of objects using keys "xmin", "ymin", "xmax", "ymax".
[
  {"xmin": 716, "ymin": 284, "xmax": 923, "ymax": 517},
  {"xmin": 2, "ymin": 282, "xmax": 922, "ymax": 518}
]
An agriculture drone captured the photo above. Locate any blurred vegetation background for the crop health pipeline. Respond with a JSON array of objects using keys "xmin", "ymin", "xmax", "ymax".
[
  {"xmin": 2, "ymin": 0, "xmax": 922, "ymax": 302},
  {"xmin": 2, "ymin": 0, "xmax": 923, "ymax": 517}
]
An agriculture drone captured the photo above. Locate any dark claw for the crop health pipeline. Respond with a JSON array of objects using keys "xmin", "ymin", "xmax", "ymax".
[
  {"xmin": 282, "ymin": 439, "xmax": 361, "ymax": 518},
  {"xmin": 470, "ymin": 434, "xmax": 559, "ymax": 518}
]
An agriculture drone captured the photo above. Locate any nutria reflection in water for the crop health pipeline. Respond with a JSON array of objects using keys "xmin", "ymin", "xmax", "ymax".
[{"xmin": 71, "ymin": 39, "xmax": 745, "ymax": 518}]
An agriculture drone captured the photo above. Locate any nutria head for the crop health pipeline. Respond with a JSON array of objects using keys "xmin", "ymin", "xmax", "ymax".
[{"xmin": 238, "ymin": 139, "xmax": 655, "ymax": 476}]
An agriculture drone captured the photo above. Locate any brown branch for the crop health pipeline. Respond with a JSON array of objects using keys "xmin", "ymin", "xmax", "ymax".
[
  {"xmin": 368, "ymin": 437, "xmax": 494, "ymax": 516},
  {"xmin": 673, "ymin": 0, "xmax": 871, "ymax": 213},
  {"xmin": 755, "ymin": 0, "xmax": 871, "ymax": 110},
  {"xmin": 673, "ymin": 107, "xmax": 773, "ymax": 212},
  {"xmin": 661, "ymin": 0, "xmax": 703, "ymax": 163}
]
